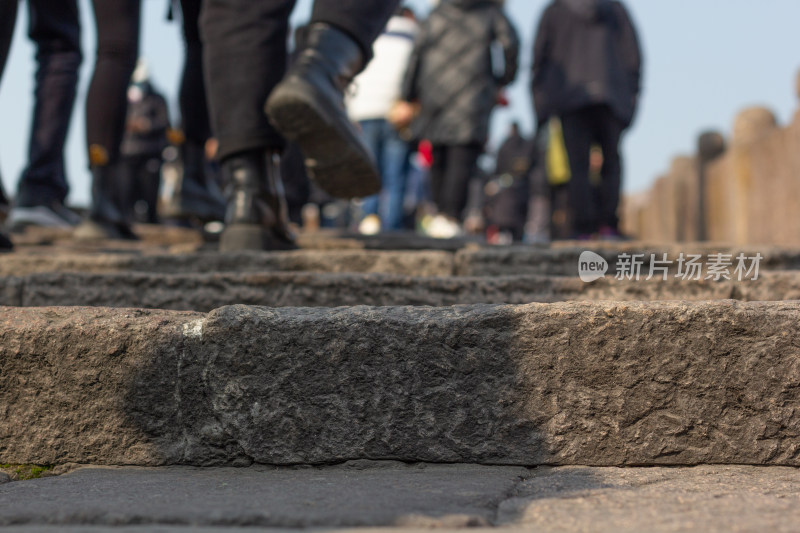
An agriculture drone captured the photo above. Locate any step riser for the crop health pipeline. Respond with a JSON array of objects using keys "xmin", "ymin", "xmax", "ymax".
[
  {"xmin": 2, "ymin": 303, "xmax": 798, "ymax": 467},
  {"xmin": 1, "ymin": 247, "xmax": 797, "ymax": 278},
  {"xmin": 1, "ymin": 273, "xmax": 798, "ymax": 310}
]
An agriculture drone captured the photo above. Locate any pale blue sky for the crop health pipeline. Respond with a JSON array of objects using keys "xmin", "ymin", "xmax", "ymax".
[{"xmin": 1, "ymin": 0, "xmax": 799, "ymax": 207}]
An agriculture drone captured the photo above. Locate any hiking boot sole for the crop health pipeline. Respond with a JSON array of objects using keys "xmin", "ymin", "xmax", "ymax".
[{"xmin": 265, "ymin": 80, "xmax": 381, "ymax": 200}]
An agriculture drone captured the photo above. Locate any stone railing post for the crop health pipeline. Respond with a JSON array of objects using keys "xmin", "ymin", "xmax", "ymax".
[{"xmin": 696, "ymin": 131, "xmax": 726, "ymax": 241}]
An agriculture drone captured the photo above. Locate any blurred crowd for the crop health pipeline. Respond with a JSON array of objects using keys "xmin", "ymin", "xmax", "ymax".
[{"xmin": 0, "ymin": 0, "xmax": 641, "ymax": 252}]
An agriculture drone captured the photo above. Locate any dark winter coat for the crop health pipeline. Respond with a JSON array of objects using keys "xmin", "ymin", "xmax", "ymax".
[
  {"xmin": 402, "ymin": 0, "xmax": 519, "ymax": 146},
  {"xmin": 532, "ymin": 0, "xmax": 642, "ymax": 127}
]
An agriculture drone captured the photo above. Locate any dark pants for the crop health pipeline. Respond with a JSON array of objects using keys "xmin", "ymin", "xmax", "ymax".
[
  {"xmin": 119, "ymin": 153, "xmax": 162, "ymax": 224},
  {"xmin": 86, "ymin": 0, "xmax": 141, "ymax": 167},
  {"xmin": 0, "ymin": 0, "xmax": 15, "ymax": 207},
  {"xmin": 200, "ymin": 0, "xmax": 399, "ymax": 161},
  {"xmin": 560, "ymin": 104, "xmax": 625, "ymax": 235},
  {"xmin": 430, "ymin": 144, "xmax": 482, "ymax": 221},
  {"xmin": 16, "ymin": 0, "xmax": 82, "ymax": 207},
  {"xmin": 179, "ymin": 0, "xmax": 210, "ymax": 144}
]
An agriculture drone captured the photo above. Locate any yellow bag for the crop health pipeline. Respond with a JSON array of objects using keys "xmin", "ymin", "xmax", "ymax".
[{"xmin": 546, "ymin": 118, "xmax": 571, "ymax": 186}]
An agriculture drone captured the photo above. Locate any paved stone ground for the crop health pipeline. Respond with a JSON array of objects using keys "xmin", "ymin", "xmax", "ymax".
[
  {"xmin": 1, "ymin": 463, "xmax": 799, "ymax": 532},
  {"xmin": 3, "ymin": 227, "xmax": 800, "ymax": 532}
]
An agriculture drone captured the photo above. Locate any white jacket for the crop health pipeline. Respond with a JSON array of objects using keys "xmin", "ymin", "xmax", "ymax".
[{"xmin": 347, "ymin": 16, "xmax": 419, "ymax": 123}]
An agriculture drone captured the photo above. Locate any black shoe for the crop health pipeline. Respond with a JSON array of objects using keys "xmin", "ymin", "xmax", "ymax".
[
  {"xmin": 164, "ymin": 140, "xmax": 226, "ymax": 224},
  {"xmin": 0, "ymin": 231, "xmax": 12, "ymax": 251},
  {"xmin": 75, "ymin": 165, "xmax": 138, "ymax": 241},
  {"xmin": 219, "ymin": 150, "xmax": 296, "ymax": 252},
  {"xmin": 265, "ymin": 23, "xmax": 380, "ymax": 200}
]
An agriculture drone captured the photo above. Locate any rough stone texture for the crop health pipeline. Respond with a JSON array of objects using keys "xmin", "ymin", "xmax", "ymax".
[
  {"xmin": 499, "ymin": 465, "xmax": 800, "ymax": 532},
  {"xmin": 454, "ymin": 245, "xmax": 798, "ymax": 277},
  {"xmin": 0, "ymin": 307, "xmax": 203, "ymax": 466},
  {"xmin": 2, "ymin": 302, "xmax": 800, "ymax": 467},
  {"xmin": 0, "ymin": 463, "xmax": 525, "ymax": 528},
  {"xmin": 0, "ymin": 249, "xmax": 455, "ymax": 278},
  {"xmin": 5, "ymin": 244, "xmax": 800, "ymax": 280},
  {"xmin": 0, "ymin": 276, "xmax": 22, "ymax": 307},
  {"xmin": 0, "ymin": 473, "xmax": 10, "ymax": 484},
  {"xmin": 15, "ymin": 272, "xmax": 568, "ymax": 310},
  {"xmin": 2, "ymin": 465, "xmax": 800, "ymax": 532},
  {"xmin": 8, "ymin": 271, "xmax": 800, "ymax": 311}
]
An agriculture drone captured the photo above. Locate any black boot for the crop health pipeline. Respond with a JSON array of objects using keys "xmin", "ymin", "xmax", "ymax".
[
  {"xmin": 265, "ymin": 23, "xmax": 380, "ymax": 200},
  {"xmin": 219, "ymin": 150, "xmax": 295, "ymax": 252},
  {"xmin": 165, "ymin": 140, "xmax": 226, "ymax": 224},
  {"xmin": 74, "ymin": 165, "xmax": 138, "ymax": 241},
  {"xmin": 0, "ymin": 231, "xmax": 11, "ymax": 251}
]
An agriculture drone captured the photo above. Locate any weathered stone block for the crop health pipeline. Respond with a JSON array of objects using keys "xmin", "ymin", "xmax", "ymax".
[{"xmin": 2, "ymin": 302, "xmax": 799, "ymax": 467}]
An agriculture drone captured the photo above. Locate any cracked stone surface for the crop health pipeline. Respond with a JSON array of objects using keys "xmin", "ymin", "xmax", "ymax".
[
  {"xmin": 2, "ymin": 302, "xmax": 799, "ymax": 467},
  {"xmin": 1, "ymin": 464, "xmax": 799, "ymax": 532}
]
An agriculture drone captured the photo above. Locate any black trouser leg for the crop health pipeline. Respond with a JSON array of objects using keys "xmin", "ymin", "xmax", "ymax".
[
  {"xmin": 201, "ymin": 0, "xmax": 296, "ymax": 160},
  {"xmin": 17, "ymin": 0, "xmax": 82, "ymax": 207},
  {"xmin": 560, "ymin": 110, "xmax": 595, "ymax": 236},
  {"xmin": 86, "ymin": 0, "xmax": 141, "ymax": 166},
  {"xmin": 179, "ymin": 0, "xmax": 210, "ymax": 144},
  {"xmin": 0, "ymin": 0, "xmax": 16, "ymax": 83},
  {"xmin": 311, "ymin": 0, "xmax": 400, "ymax": 60},
  {"xmin": 592, "ymin": 106, "xmax": 624, "ymax": 231},
  {"xmin": 434, "ymin": 144, "xmax": 481, "ymax": 221},
  {"xmin": 430, "ymin": 145, "xmax": 448, "ymax": 214},
  {"xmin": 0, "ymin": 0, "xmax": 17, "ymax": 207}
]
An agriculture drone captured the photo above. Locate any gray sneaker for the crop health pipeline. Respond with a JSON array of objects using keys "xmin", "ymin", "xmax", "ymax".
[{"xmin": 7, "ymin": 202, "xmax": 82, "ymax": 231}]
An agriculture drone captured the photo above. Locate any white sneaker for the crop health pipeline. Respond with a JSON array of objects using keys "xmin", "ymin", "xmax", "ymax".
[
  {"xmin": 425, "ymin": 214, "xmax": 462, "ymax": 239},
  {"xmin": 358, "ymin": 214, "xmax": 381, "ymax": 235}
]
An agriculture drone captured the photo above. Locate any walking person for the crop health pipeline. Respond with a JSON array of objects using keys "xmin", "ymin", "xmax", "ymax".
[
  {"xmin": 400, "ymin": 0, "xmax": 519, "ymax": 238},
  {"xmin": 118, "ymin": 64, "xmax": 170, "ymax": 224},
  {"xmin": 74, "ymin": 0, "xmax": 143, "ymax": 240},
  {"xmin": 3, "ymin": 0, "xmax": 82, "ymax": 232},
  {"xmin": 348, "ymin": 7, "xmax": 418, "ymax": 234},
  {"xmin": 162, "ymin": 0, "xmax": 226, "ymax": 226},
  {"xmin": 201, "ymin": 0, "xmax": 401, "ymax": 251},
  {"xmin": 531, "ymin": 0, "xmax": 642, "ymax": 239}
]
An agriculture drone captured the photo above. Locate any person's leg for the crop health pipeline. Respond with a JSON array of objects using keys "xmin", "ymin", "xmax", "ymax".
[
  {"xmin": 79, "ymin": 0, "xmax": 141, "ymax": 239},
  {"xmin": 429, "ymin": 145, "xmax": 448, "ymax": 214},
  {"xmin": 0, "ymin": 0, "xmax": 16, "ymax": 84},
  {"xmin": 439, "ymin": 144, "xmax": 481, "ymax": 221},
  {"xmin": 358, "ymin": 119, "xmax": 383, "ymax": 218},
  {"xmin": 592, "ymin": 106, "xmax": 625, "ymax": 233},
  {"xmin": 178, "ymin": 0, "xmax": 209, "ymax": 144},
  {"xmin": 264, "ymin": 0, "xmax": 400, "ymax": 199},
  {"xmin": 310, "ymin": 1, "xmax": 399, "ymax": 60},
  {"xmin": 0, "ymin": 0, "xmax": 18, "ymax": 213},
  {"xmin": 378, "ymin": 120, "xmax": 410, "ymax": 231},
  {"xmin": 201, "ymin": 0, "xmax": 293, "ymax": 160},
  {"xmin": 14, "ymin": 0, "xmax": 81, "ymax": 218},
  {"xmin": 560, "ymin": 110, "xmax": 595, "ymax": 237},
  {"xmin": 164, "ymin": 0, "xmax": 225, "ymax": 224},
  {"xmin": 201, "ymin": 0, "xmax": 296, "ymax": 251}
]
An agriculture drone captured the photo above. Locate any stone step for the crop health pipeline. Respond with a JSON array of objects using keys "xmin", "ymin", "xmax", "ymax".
[
  {"xmin": 2, "ymin": 464, "xmax": 799, "ymax": 532},
  {"xmin": 2, "ymin": 302, "xmax": 798, "ymax": 468},
  {"xmin": 1, "ymin": 271, "xmax": 798, "ymax": 310},
  {"xmin": 2, "ymin": 244, "xmax": 797, "ymax": 278}
]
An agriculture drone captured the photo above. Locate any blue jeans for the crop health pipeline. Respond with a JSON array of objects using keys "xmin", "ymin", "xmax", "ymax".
[
  {"xmin": 359, "ymin": 119, "xmax": 410, "ymax": 231},
  {"xmin": 16, "ymin": 0, "xmax": 82, "ymax": 207}
]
